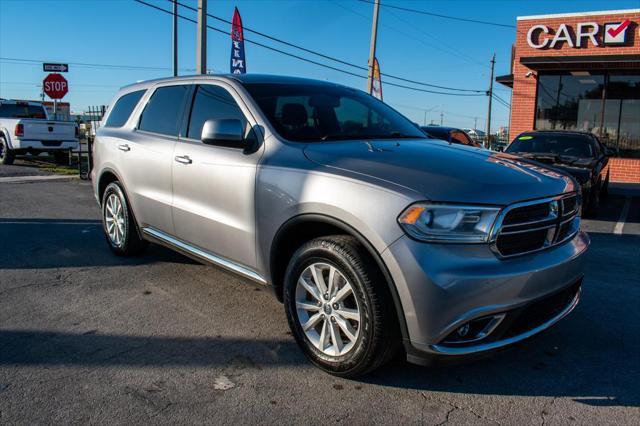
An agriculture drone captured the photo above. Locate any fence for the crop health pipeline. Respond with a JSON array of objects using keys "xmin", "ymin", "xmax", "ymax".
[{"xmin": 77, "ymin": 105, "xmax": 106, "ymax": 179}]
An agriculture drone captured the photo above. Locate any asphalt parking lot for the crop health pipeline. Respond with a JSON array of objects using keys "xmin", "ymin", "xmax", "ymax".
[{"xmin": 1, "ymin": 166, "xmax": 639, "ymax": 425}]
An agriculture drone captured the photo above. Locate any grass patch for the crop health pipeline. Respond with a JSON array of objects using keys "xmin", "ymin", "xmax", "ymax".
[{"xmin": 40, "ymin": 166, "xmax": 78, "ymax": 175}]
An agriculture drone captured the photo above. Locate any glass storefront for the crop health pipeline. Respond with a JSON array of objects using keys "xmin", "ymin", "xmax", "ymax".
[{"xmin": 535, "ymin": 71, "xmax": 640, "ymax": 157}]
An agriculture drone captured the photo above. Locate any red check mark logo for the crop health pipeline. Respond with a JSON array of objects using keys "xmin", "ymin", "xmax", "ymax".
[{"xmin": 607, "ymin": 19, "xmax": 631, "ymax": 38}]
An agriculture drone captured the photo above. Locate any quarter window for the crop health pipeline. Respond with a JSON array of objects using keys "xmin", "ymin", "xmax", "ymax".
[
  {"xmin": 104, "ymin": 90, "xmax": 145, "ymax": 128},
  {"xmin": 186, "ymin": 85, "xmax": 251, "ymax": 145},
  {"xmin": 138, "ymin": 85, "xmax": 189, "ymax": 136}
]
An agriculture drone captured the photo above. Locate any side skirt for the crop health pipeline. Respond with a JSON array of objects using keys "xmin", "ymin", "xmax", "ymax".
[{"xmin": 141, "ymin": 227, "xmax": 267, "ymax": 285}]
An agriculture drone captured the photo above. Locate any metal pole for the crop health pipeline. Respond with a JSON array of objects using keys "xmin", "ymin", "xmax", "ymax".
[
  {"xmin": 173, "ymin": 0, "xmax": 178, "ymax": 76},
  {"xmin": 485, "ymin": 53, "xmax": 496, "ymax": 148},
  {"xmin": 440, "ymin": 112, "xmax": 443, "ymax": 126},
  {"xmin": 423, "ymin": 110, "xmax": 427, "ymax": 126},
  {"xmin": 196, "ymin": 0, "xmax": 207, "ymax": 75},
  {"xmin": 366, "ymin": 0, "xmax": 380, "ymax": 94}
]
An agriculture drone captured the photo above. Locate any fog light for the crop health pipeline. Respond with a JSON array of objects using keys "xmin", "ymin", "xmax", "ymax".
[{"xmin": 457, "ymin": 324, "xmax": 470, "ymax": 337}]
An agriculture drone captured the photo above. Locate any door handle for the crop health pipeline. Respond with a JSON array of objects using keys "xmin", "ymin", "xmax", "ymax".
[
  {"xmin": 174, "ymin": 155, "xmax": 192, "ymax": 164},
  {"xmin": 118, "ymin": 144, "xmax": 130, "ymax": 152}
]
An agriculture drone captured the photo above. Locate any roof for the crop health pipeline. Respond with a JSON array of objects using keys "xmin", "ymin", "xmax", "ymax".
[
  {"xmin": 421, "ymin": 125, "xmax": 459, "ymax": 132},
  {"xmin": 518, "ymin": 130, "xmax": 596, "ymax": 137},
  {"xmin": 517, "ymin": 9, "xmax": 639, "ymax": 21},
  {"xmin": 120, "ymin": 73, "xmax": 346, "ymax": 91}
]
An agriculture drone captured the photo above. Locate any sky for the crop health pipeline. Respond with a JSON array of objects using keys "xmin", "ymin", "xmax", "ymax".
[{"xmin": 1, "ymin": 0, "xmax": 638, "ymax": 130}]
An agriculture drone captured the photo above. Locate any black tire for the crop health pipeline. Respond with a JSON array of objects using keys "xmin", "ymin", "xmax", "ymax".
[
  {"xmin": 53, "ymin": 150, "xmax": 69, "ymax": 165},
  {"xmin": 0, "ymin": 138, "xmax": 15, "ymax": 165},
  {"xmin": 101, "ymin": 181, "xmax": 147, "ymax": 256},
  {"xmin": 582, "ymin": 182, "xmax": 601, "ymax": 218},
  {"xmin": 283, "ymin": 235, "xmax": 400, "ymax": 377}
]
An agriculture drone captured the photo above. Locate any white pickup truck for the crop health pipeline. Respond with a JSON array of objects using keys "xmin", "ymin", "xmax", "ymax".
[{"xmin": 0, "ymin": 99, "xmax": 78, "ymax": 165}]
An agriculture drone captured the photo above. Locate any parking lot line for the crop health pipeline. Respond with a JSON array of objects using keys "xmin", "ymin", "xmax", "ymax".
[{"xmin": 613, "ymin": 196, "xmax": 632, "ymax": 235}]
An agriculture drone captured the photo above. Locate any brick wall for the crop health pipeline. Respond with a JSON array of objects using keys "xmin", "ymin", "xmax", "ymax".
[
  {"xmin": 509, "ymin": 10, "xmax": 640, "ymax": 183},
  {"xmin": 609, "ymin": 158, "xmax": 640, "ymax": 183}
]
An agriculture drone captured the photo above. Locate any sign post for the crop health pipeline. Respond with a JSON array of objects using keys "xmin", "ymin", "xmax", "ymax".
[{"xmin": 43, "ymin": 73, "xmax": 69, "ymax": 120}]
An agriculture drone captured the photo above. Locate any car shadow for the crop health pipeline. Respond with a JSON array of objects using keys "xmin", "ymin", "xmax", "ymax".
[{"xmin": 0, "ymin": 218, "xmax": 197, "ymax": 269}]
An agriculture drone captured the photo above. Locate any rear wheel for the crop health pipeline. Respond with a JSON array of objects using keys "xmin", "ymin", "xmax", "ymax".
[
  {"xmin": 283, "ymin": 235, "xmax": 399, "ymax": 377},
  {"xmin": 101, "ymin": 181, "xmax": 147, "ymax": 256},
  {"xmin": 0, "ymin": 138, "xmax": 15, "ymax": 165}
]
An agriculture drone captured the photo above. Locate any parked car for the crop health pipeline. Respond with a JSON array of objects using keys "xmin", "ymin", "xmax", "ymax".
[
  {"xmin": 0, "ymin": 99, "xmax": 78, "ymax": 165},
  {"xmin": 505, "ymin": 131, "xmax": 610, "ymax": 215},
  {"xmin": 92, "ymin": 75, "xmax": 588, "ymax": 377},
  {"xmin": 421, "ymin": 125, "xmax": 482, "ymax": 148}
]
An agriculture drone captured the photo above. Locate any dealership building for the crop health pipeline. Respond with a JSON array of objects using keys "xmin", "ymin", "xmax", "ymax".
[{"xmin": 497, "ymin": 9, "xmax": 640, "ymax": 183}]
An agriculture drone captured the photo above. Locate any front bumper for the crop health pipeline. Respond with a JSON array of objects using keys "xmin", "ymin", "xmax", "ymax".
[{"xmin": 382, "ymin": 230, "xmax": 589, "ymax": 363}]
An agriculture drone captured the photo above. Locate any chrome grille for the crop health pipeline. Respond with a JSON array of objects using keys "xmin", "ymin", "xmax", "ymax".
[{"xmin": 492, "ymin": 194, "xmax": 580, "ymax": 258}]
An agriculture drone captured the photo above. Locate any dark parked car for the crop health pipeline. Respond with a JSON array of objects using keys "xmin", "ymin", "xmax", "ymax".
[
  {"xmin": 420, "ymin": 125, "xmax": 482, "ymax": 148},
  {"xmin": 505, "ymin": 131, "xmax": 611, "ymax": 215}
]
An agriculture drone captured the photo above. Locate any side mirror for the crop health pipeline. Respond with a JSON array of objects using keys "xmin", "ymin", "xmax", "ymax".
[{"xmin": 201, "ymin": 118, "xmax": 244, "ymax": 144}]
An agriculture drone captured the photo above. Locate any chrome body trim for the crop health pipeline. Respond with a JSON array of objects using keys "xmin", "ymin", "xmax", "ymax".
[
  {"xmin": 441, "ymin": 313, "xmax": 506, "ymax": 345},
  {"xmin": 141, "ymin": 227, "xmax": 267, "ymax": 284},
  {"xmin": 489, "ymin": 193, "xmax": 581, "ymax": 258},
  {"xmin": 429, "ymin": 286, "xmax": 581, "ymax": 356}
]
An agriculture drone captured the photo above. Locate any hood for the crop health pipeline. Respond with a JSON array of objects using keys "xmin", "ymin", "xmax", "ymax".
[{"xmin": 303, "ymin": 139, "xmax": 577, "ymax": 206}]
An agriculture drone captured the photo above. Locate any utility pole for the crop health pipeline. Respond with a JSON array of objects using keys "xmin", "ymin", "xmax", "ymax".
[
  {"xmin": 485, "ymin": 53, "xmax": 496, "ymax": 148},
  {"xmin": 440, "ymin": 112, "xmax": 444, "ymax": 126},
  {"xmin": 423, "ymin": 110, "xmax": 427, "ymax": 126},
  {"xmin": 474, "ymin": 117, "xmax": 478, "ymax": 130},
  {"xmin": 173, "ymin": 0, "xmax": 178, "ymax": 76},
  {"xmin": 196, "ymin": 0, "xmax": 207, "ymax": 75},
  {"xmin": 366, "ymin": 0, "xmax": 380, "ymax": 94}
]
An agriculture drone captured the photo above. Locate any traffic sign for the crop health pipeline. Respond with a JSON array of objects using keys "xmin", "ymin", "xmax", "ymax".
[
  {"xmin": 43, "ymin": 73, "xmax": 69, "ymax": 100},
  {"xmin": 43, "ymin": 63, "xmax": 69, "ymax": 72}
]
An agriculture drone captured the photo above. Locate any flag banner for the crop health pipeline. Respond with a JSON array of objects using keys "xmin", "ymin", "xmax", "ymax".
[
  {"xmin": 230, "ymin": 7, "xmax": 246, "ymax": 74},
  {"xmin": 371, "ymin": 57, "xmax": 383, "ymax": 100}
]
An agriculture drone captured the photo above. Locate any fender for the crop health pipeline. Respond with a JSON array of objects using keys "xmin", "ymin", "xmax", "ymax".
[
  {"xmin": 0, "ymin": 128, "xmax": 13, "ymax": 149},
  {"xmin": 270, "ymin": 213, "xmax": 410, "ymax": 343},
  {"xmin": 97, "ymin": 167, "xmax": 145, "ymax": 241}
]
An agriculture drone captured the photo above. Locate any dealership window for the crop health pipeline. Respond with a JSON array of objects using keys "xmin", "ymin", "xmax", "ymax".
[{"xmin": 535, "ymin": 72, "xmax": 640, "ymax": 157}]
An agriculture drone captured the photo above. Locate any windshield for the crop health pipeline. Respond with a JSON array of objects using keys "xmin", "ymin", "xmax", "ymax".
[
  {"xmin": 506, "ymin": 133, "xmax": 596, "ymax": 158},
  {"xmin": 243, "ymin": 83, "xmax": 426, "ymax": 142},
  {"xmin": 0, "ymin": 103, "xmax": 47, "ymax": 119}
]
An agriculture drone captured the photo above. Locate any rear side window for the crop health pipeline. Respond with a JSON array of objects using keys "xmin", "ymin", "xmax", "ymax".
[
  {"xmin": 0, "ymin": 103, "xmax": 47, "ymax": 119},
  {"xmin": 186, "ymin": 84, "xmax": 253, "ymax": 146},
  {"xmin": 138, "ymin": 85, "xmax": 189, "ymax": 136},
  {"xmin": 104, "ymin": 90, "xmax": 145, "ymax": 128}
]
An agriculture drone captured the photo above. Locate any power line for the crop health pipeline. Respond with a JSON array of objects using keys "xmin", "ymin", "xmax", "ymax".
[
  {"xmin": 356, "ymin": 0, "xmax": 516, "ymax": 29},
  {"xmin": 0, "ymin": 57, "xmax": 195, "ymax": 72},
  {"xmin": 134, "ymin": 0, "xmax": 485, "ymax": 97},
  {"xmin": 169, "ymin": 0, "xmax": 484, "ymax": 93}
]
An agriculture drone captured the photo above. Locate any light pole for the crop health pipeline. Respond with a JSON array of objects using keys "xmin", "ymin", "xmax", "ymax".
[
  {"xmin": 485, "ymin": 53, "xmax": 496, "ymax": 148},
  {"xmin": 196, "ymin": 0, "xmax": 207, "ymax": 75},
  {"xmin": 366, "ymin": 0, "xmax": 380, "ymax": 95}
]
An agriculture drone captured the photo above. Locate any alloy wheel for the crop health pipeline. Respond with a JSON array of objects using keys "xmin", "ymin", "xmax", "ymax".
[
  {"xmin": 104, "ymin": 193, "xmax": 125, "ymax": 247},
  {"xmin": 295, "ymin": 262, "xmax": 362, "ymax": 357}
]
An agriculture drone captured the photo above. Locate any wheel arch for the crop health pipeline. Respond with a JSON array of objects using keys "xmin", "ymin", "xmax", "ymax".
[{"xmin": 269, "ymin": 213, "xmax": 409, "ymax": 342}]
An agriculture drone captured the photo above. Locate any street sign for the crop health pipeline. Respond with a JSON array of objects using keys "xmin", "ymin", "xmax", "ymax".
[
  {"xmin": 43, "ymin": 63, "xmax": 69, "ymax": 72},
  {"xmin": 43, "ymin": 73, "xmax": 68, "ymax": 100}
]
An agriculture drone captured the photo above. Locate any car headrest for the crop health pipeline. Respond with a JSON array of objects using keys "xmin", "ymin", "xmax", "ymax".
[{"xmin": 281, "ymin": 103, "xmax": 308, "ymax": 126}]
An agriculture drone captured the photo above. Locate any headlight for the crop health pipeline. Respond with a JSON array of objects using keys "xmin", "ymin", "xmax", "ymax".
[{"xmin": 398, "ymin": 203, "xmax": 501, "ymax": 243}]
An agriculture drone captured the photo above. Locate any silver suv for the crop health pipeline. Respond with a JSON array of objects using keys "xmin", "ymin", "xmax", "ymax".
[{"xmin": 92, "ymin": 75, "xmax": 589, "ymax": 377}]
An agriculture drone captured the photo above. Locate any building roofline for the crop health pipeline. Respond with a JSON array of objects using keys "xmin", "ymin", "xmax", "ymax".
[{"xmin": 517, "ymin": 9, "xmax": 640, "ymax": 21}]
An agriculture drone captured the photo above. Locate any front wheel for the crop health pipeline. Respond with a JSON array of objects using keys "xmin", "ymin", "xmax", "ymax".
[
  {"xmin": 283, "ymin": 236, "xmax": 400, "ymax": 377},
  {"xmin": 101, "ymin": 182, "xmax": 147, "ymax": 256},
  {"xmin": 0, "ymin": 138, "xmax": 15, "ymax": 165}
]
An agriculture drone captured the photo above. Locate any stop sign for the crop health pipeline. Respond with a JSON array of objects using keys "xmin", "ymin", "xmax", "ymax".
[{"xmin": 43, "ymin": 73, "xmax": 68, "ymax": 100}]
